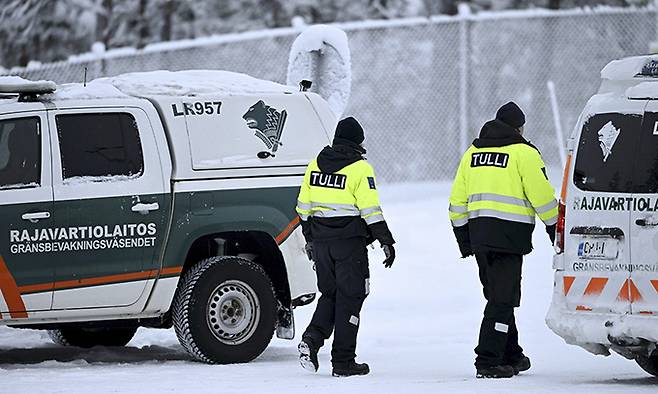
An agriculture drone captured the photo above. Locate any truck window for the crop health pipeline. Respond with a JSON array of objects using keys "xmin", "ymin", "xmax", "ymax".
[
  {"xmin": 56, "ymin": 113, "xmax": 144, "ymax": 179},
  {"xmin": 0, "ymin": 117, "xmax": 40, "ymax": 189},
  {"xmin": 573, "ymin": 113, "xmax": 642, "ymax": 193},
  {"xmin": 632, "ymin": 112, "xmax": 658, "ymax": 193}
]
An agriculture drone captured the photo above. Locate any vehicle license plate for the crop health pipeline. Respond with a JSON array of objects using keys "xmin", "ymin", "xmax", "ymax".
[{"xmin": 577, "ymin": 238, "xmax": 618, "ymax": 260}]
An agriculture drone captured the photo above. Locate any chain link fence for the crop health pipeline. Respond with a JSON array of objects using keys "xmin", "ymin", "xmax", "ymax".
[{"xmin": 3, "ymin": 7, "xmax": 655, "ymax": 182}]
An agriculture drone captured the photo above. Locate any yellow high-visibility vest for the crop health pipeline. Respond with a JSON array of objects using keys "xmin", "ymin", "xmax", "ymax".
[
  {"xmin": 449, "ymin": 143, "xmax": 558, "ymax": 228},
  {"xmin": 296, "ymin": 159, "xmax": 384, "ymax": 225}
]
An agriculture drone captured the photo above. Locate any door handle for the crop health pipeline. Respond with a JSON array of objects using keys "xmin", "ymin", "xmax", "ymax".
[
  {"xmin": 22, "ymin": 211, "xmax": 51, "ymax": 222},
  {"xmin": 635, "ymin": 218, "xmax": 658, "ymax": 227},
  {"xmin": 132, "ymin": 202, "xmax": 159, "ymax": 215}
]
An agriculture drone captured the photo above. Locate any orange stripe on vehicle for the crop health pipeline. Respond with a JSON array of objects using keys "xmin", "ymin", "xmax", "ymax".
[
  {"xmin": 0, "ymin": 255, "xmax": 28, "ymax": 319},
  {"xmin": 560, "ymin": 154, "xmax": 572, "ymax": 202},
  {"xmin": 576, "ymin": 305, "xmax": 592, "ymax": 311},
  {"xmin": 160, "ymin": 266, "xmax": 183, "ymax": 276},
  {"xmin": 276, "ymin": 217, "xmax": 300, "ymax": 245},
  {"xmin": 50, "ymin": 269, "xmax": 159, "ymax": 291},
  {"xmin": 583, "ymin": 277, "xmax": 608, "ymax": 297},
  {"xmin": 563, "ymin": 276, "xmax": 576, "ymax": 296},
  {"xmin": 17, "ymin": 282, "xmax": 53, "ymax": 294},
  {"xmin": 651, "ymin": 280, "xmax": 658, "ymax": 293},
  {"xmin": 19, "ymin": 267, "xmax": 185, "ymax": 295},
  {"xmin": 617, "ymin": 279, "xmax": 643, "ymax": 303}
]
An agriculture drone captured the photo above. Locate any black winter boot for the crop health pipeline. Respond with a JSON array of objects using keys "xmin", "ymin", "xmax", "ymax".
[
  {"xmin": 476, "ymin": 365, "xmax": 515, "ymax": 379},
  {"xmin": 332, "ymin": 360, "xmax": 370, "ymax": 377},
  {"xmin": 510, "ymin": 355, "xmax": 531, "ymax": 375},
  {"xmin": 298, "ymin": 339, "xmax": 319, "ymax": 373}
]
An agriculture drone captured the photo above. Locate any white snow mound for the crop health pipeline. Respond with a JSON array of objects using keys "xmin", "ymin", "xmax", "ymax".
[
  {"xmin": 0, "ymin": 76, "xmax": 56, "ymax": 93},
  {"xmin": 626, "ymin": 81, "xmax": 658, "ymax": 99},
  {"xmin": 106, "ymin": 70, "xmax": 292, "ymax": 97},
  {"xmin": 45, "ymin": 70, "xmax": 293, "ymax": 101},
  {"xmin": 287, "ymin": 25, "xmax": 351, "ymax": 119},
  {"xmin": 601, "ymin": 55, "xmax": 658, "ymax": 81}
]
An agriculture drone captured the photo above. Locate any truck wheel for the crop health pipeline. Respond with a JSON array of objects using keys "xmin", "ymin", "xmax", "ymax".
[
  {"xmin": 172, "ymin": 256, "xmax": 277, "ymax": 364},
  {"xmin": 636, "ymin": 355, "xmax": 658, "ymax": 377},
  {"xmin": 48, "ymin": 327, "xmax": 138, "ymax": 348}
]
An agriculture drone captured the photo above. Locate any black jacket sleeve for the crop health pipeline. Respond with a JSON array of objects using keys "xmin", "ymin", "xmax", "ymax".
[
  {"xmin": 453, "ymin": 224, "xmax": 473, "ymax": 258},
  {"xmin": 300, "ymin": 219, "xmax": 313, "ymax": 243},
  {"xmin": 368, "ymin": 221, "xmax": 395, "ymax": 246}
]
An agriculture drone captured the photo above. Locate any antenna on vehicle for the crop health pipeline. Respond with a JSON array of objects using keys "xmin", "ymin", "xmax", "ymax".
[
  {"xmin": 299, "ymin": 80, "xmax": 312, "ymax": 92},
  {"xmin": 83, "ymin": 66, "xmax": 88, "ymax": 87}
]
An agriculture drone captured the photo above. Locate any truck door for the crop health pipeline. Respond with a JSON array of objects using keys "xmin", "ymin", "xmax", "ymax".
[
  {"xmin": 49, "ymin": 108, "xmax": 168, "ymax": 309},
  {"xmin": 629, "ymin": 102, "xmax": 658, "ymax": 315},
  {"xmin": 565, "ymin": 101, "xmax": 647, "ymax": 314},
  {"xmin": 0, "ymin": 112, "xmax": 53, "ymax": 317}
]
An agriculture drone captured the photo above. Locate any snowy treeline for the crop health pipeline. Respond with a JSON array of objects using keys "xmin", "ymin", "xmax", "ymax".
[{"xmin": 0, "ymin": 0, "xmax": 650, "ymax": 69}]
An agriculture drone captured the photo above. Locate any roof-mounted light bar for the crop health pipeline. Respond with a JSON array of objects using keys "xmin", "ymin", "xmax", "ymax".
[
  {"xmin": 636, "ymin": 59, "xmax": 658, "ymax": 78},
  {"xmin": 0, "ymin": 76, "xmax": 56, "ymax": 102}
]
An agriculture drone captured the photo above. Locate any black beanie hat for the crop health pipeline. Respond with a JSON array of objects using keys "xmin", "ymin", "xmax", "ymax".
[
  {"xmin": 333, "ymin": 117, "xmax": 365, "ymax": 145},
  {"xmin": 496, "ymin": 102, "xmax": 526, "ymax": 129}
]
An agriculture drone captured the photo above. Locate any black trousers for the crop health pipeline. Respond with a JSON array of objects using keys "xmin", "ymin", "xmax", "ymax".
[
  {"xmin": 303, "ymin": 237, "xmax": 370, "ymax": 363},
  {"xmin": 474, "ymin": 251, "xmax": 524, "ymax": 368}
]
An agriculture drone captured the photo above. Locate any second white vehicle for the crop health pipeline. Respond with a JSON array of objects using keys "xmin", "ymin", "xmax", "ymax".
[{"xmin": 547, "ymin": 54, "xmax": 658, "ymax": 377}]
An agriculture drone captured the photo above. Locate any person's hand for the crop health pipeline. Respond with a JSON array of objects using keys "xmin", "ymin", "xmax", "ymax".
[
  {"xmin": 305, "ymin": 243, "xmax": 314, "ymax": 261},
  {"xmin": 382, "ymin": 244, "xmax": 395, "ymax": 268}
]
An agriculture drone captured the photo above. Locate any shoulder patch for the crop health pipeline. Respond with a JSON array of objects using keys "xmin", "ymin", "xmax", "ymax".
[{"xmin": 367, "ymin": 176, "xmax": 376, "ymax": 190}]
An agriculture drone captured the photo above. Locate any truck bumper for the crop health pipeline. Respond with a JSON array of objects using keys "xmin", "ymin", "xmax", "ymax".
[{"xmin": 546, "ymin": 299, "xmax": 658, "ymax": 356}]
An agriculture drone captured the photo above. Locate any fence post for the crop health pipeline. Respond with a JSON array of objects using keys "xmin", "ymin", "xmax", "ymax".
[{"xmin": 458, "ymin": 3, "xmax": 471, "ymax": 154}]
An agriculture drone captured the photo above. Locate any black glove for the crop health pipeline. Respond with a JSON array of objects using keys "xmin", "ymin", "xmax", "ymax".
[
  {"xmin": 305, "ymin": 243, "xmax": 314, "ymax": 261},
  {"xmin": 546, "ymin": 224, "xmax": 556, "ymax": 245},
  {"xmin": 382, "ymin": 244, "xmax": 395, "ymax": 268}
]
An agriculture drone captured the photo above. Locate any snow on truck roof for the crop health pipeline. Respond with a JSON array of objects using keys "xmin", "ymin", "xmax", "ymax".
[
  {"xmin": 601, "ymin": 55, "xmax": 658, "ymax": 81},
  {"xmin": 0, "ymin": 70, "xmax": 294, "ymax": 103},
  {"xmin": 597, "ymin": 55, "xmax": 658, "ymax": 100}
]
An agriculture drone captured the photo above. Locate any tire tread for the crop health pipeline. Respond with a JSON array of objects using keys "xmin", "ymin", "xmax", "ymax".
[{"xmin": 171, "ymin": 256, "xmax": 276, "ymax": 364}]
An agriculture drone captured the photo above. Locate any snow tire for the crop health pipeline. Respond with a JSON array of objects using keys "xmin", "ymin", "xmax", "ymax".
[
  {"xmin": 172, "ymin": 256, "xmax": 277, "ymax": 364},
  {"xmin": 47, "ymin": 327, "xmax": 137, "ymax": 348},
  {"xmin": 636, "ymin": 354, "xmax": 658, "ymax": 377}
]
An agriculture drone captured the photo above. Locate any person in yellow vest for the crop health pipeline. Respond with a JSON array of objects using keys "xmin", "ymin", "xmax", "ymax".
[
  {"xmin": 296, "ymin": 117, "xmax": 395, "ymax": 377},
  {"xmin": 449, "ymin": 102, "xmax": 557, "ymax": 379}
]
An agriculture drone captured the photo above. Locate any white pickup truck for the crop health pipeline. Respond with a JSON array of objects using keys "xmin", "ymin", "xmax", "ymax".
[{"xmin": 0, "ymin": 68, "xmax": 337, "ymax": 363}]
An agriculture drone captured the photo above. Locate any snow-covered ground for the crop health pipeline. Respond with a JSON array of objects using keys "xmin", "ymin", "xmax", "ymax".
[{"xmin": 1, "ymin": 183, "xmax": 656, "ymax": 393}]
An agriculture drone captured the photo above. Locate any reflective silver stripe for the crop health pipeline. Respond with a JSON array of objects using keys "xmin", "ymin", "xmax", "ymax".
[
  {"xmin": 468, "ymin": 209, "xmax": 535, "ymax": 224},
  {"xmin": 297, "ymin": 200, "xmax": 312, "ymax": 211},
  {"xmin": 299, "ymin": 213, "xmax": 310, "ymax": 221},
  {"xmin": 543, "ymin": 215, "xmax": 558, "ymax": 226},
  {"xmin": 364, "ymin": 213, "xmax": 385, "ymax": 224},
  {"xmin": 311, "ymin": 202, "xmax": 356, "ymax": 211},
  {"xmin": 535, "ymin": 199, "xmax": 558, "ymax": 214},
  {"xmin": 310, "ymin": 202, "xmax": 360, "ymax": 217},
  {"xmin": 468, "ymin": 193, "xmax": 532, "ymax": 209},
  {"xmin": 312, "ymin": 210, "xmax": 360, "ymax": 218},
  {"xmin": 451, "ymin": 217, "xmax": 468, "ymax": 227},
  {"xmin": 449, "ymin": 204, "xmax": 468, "ymax": 214},
  {"xmin": 360, "ymin": 206, "xmax": 382, "ymax": 216}
]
